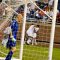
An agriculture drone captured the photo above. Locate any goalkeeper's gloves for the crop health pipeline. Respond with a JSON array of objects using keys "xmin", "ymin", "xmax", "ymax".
[{"xmin": 10, "ymin": 36, "xmax": 16, "ymax": 42}]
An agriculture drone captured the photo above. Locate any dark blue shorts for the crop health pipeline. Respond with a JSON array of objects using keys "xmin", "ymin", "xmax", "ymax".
[{"xmin": 6, "ymin": 39, "xmax": 16, "ymax": 49}]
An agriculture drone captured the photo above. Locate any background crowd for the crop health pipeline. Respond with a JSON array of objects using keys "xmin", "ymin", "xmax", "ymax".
[{"xmin": 0, "ymin": 0, "xmax": 60, "ymax": 23}]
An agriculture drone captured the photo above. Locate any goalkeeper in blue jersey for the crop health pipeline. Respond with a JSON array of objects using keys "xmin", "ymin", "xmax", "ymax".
[{"xmin": 5, "ymin": 18, "xmax": 18, "ymax": 60}]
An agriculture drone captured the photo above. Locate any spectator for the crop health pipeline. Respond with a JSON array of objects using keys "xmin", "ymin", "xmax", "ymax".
[
  {"xmin": 39, "ymin": 10, "xmax": 45, "ymax": 19},
  {"xmin": 40, "ymin": 2, "xmax": 45, "ymax": 9},
  {"xmin": 58, "ymin": 0, "xmax": 60, "ymax": 12},
  {"xmin": 49, "ymin": 0, "xmax": 54, "ymax": 6},
  {"xmin": 30, "ymin": 3, "xmax": 35, "ymax": 10},
  {"xmin": 35, "ymin": 9, "xmax": 40, "ymax": 19},
  {"xmin": 56, "ymin": 12, "xmax": 60, "ymax": 23},
  {"xmin": 27, "ymin": 3, "xmax": 31, "ymax": 18},
  {"xmin": 30, "ymin": 9, "xmax": 35, "ymax": 18},
  {"xmin": 42, "ymin": 6, "xmax": 49, "ymax": 23},
  {"xmin": 49, "ymin": 7, "xmax": 53, "ymax": 17},
  {"xmin": 43, "ymin": 0, "xmax": 48, "ymax": 8}
]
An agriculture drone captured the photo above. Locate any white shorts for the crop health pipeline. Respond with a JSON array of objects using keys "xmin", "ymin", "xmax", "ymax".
[{"xmin": 27, "ymin": 33, "xmax": 36, "ymax": 38}]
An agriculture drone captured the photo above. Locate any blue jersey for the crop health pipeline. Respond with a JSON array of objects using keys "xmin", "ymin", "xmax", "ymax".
[
  {"xmin": 11, "ymin": 19, "xmax": 18, "ymax": 39},
  {"xmin": 6, "ymin": 19, "xmax": 18, "ymax": 49}
]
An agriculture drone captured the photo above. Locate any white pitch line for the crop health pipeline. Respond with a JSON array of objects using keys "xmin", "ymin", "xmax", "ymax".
[
  {"xmin": 0, "ymin": 57, "xmax": 19, "ymax": 60},
  {"xmin": 0, "ymin": 50, "xmax": 7, "ymax": 56}
]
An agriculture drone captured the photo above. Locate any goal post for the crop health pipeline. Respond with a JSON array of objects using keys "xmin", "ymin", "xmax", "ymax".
[
  {"xmin": 48, "ymin": 0, "xmax": 58, "ymax": 60},
  {"xmin": 0, "ymin": 0, "xmax": 59, "ymax": 60},
  {"xmin": 19, "ymin": 0, "xmax": 58, "ymax": 60},
  {"xmin": 20, "ymin": 0, "xmax": 27, "ymax": 60}
]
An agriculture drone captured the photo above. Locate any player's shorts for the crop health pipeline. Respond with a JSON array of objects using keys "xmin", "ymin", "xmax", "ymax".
[
  {"xmin": 6, "ymin": 38, "xmax": 16, "ymax": 49},
  {"xmin": 27, "ymin": 33, "xmax": 37, "ymax": 38}
]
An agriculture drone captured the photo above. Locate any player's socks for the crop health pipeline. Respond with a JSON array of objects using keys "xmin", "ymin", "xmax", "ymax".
[{"xmin": 5, "ymin": 51, "xmax": 13, "ymax": 60}]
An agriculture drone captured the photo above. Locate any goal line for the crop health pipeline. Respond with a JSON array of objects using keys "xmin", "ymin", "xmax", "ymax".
[{"xmin": 0, "ymin": 57, "xmax": 19, "ymax": 60}]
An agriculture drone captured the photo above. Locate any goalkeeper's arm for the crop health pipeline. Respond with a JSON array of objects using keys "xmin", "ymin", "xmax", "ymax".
[{"xmin": 10, "ymin": 32, "xmax": 16, "ymax": 42}]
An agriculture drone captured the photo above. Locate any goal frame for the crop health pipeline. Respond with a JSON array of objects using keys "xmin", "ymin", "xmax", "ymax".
[{"xmin": 0, "ymin": 0, "xmax": 58, "ymax": 60}]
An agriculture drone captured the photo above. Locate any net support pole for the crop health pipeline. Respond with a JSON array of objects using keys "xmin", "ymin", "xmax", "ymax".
[
  {"xmin": 48, "ymin": 0, "xmax": 58, "ymax": 60},
  {"xmin": 20, "ymin": 0, "xmax": 27, "ymax": 60}
]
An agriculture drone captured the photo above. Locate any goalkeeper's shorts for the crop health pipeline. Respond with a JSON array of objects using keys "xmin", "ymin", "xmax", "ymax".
[{"xmin": 6, "ymin": 38, "xmax": 16, "ymax": 49}]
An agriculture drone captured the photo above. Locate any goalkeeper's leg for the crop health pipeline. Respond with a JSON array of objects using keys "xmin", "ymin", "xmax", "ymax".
[
  {"xmin": 5, "ymin": 39, "xmax": 16, "ymax": 60},
  {"xmin": 5, "ymin": 47, "xmax": 16, "ymax": 60}
]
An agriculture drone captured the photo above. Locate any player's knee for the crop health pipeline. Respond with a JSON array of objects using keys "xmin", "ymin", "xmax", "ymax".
[{"xmin": 11, "ymin": 47, "xmax": 16, "ymax": 52}]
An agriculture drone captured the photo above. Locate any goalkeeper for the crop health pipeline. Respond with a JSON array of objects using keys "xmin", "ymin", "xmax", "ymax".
[{"xmin": 5, "ymin": 18, "xmax": 18, "ymax": 60}]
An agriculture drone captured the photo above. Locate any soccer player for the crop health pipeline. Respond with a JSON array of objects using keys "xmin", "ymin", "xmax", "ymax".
[
  {"xmin": 5, "ymin": 18, "xmax": 18, "ymax": 60},
  {"xmin": 26, "ymin": 24, "xmax": 39, "ymax": 45},
  {"xmin": 2, "ymin": 26, "xmax": 12, "ymax": 47}
]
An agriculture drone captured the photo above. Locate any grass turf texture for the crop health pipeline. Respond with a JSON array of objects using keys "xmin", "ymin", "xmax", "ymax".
[{"xmin": 0, "ymin": 41, "xmax": 60, "ymax": 60}]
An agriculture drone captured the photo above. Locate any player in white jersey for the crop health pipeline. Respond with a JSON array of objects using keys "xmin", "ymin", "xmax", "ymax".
[
  {"xmin": 2, "ymin": 26, "xmax": 12, "ymax": 47},
  {"xmin": 26, "ymin": 24, "xmax": 39, "ymax": 45}
]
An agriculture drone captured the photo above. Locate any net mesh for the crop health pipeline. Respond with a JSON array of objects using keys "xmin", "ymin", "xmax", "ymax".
[
  {"xmin": 22, "ymin": 22, "xmax": 51, "ymax": 60},
  {"xmin": 0, "ymin": 0, "xmax": 60, "ymax": 60},
  {"xmin": 0, "ymin": 0, "xmax": 22, "ymax": 59}
]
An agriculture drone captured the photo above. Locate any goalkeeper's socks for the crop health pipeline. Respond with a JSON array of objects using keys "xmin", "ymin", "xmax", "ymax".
[{"xmin": 5, "ymin": 51, "xmax": 13, "ymax": 60}]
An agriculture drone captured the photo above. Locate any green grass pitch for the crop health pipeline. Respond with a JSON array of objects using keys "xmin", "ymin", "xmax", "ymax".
[{"xmin": 0, "ymin": 41, "xmax": 60, "ymax": 60}]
